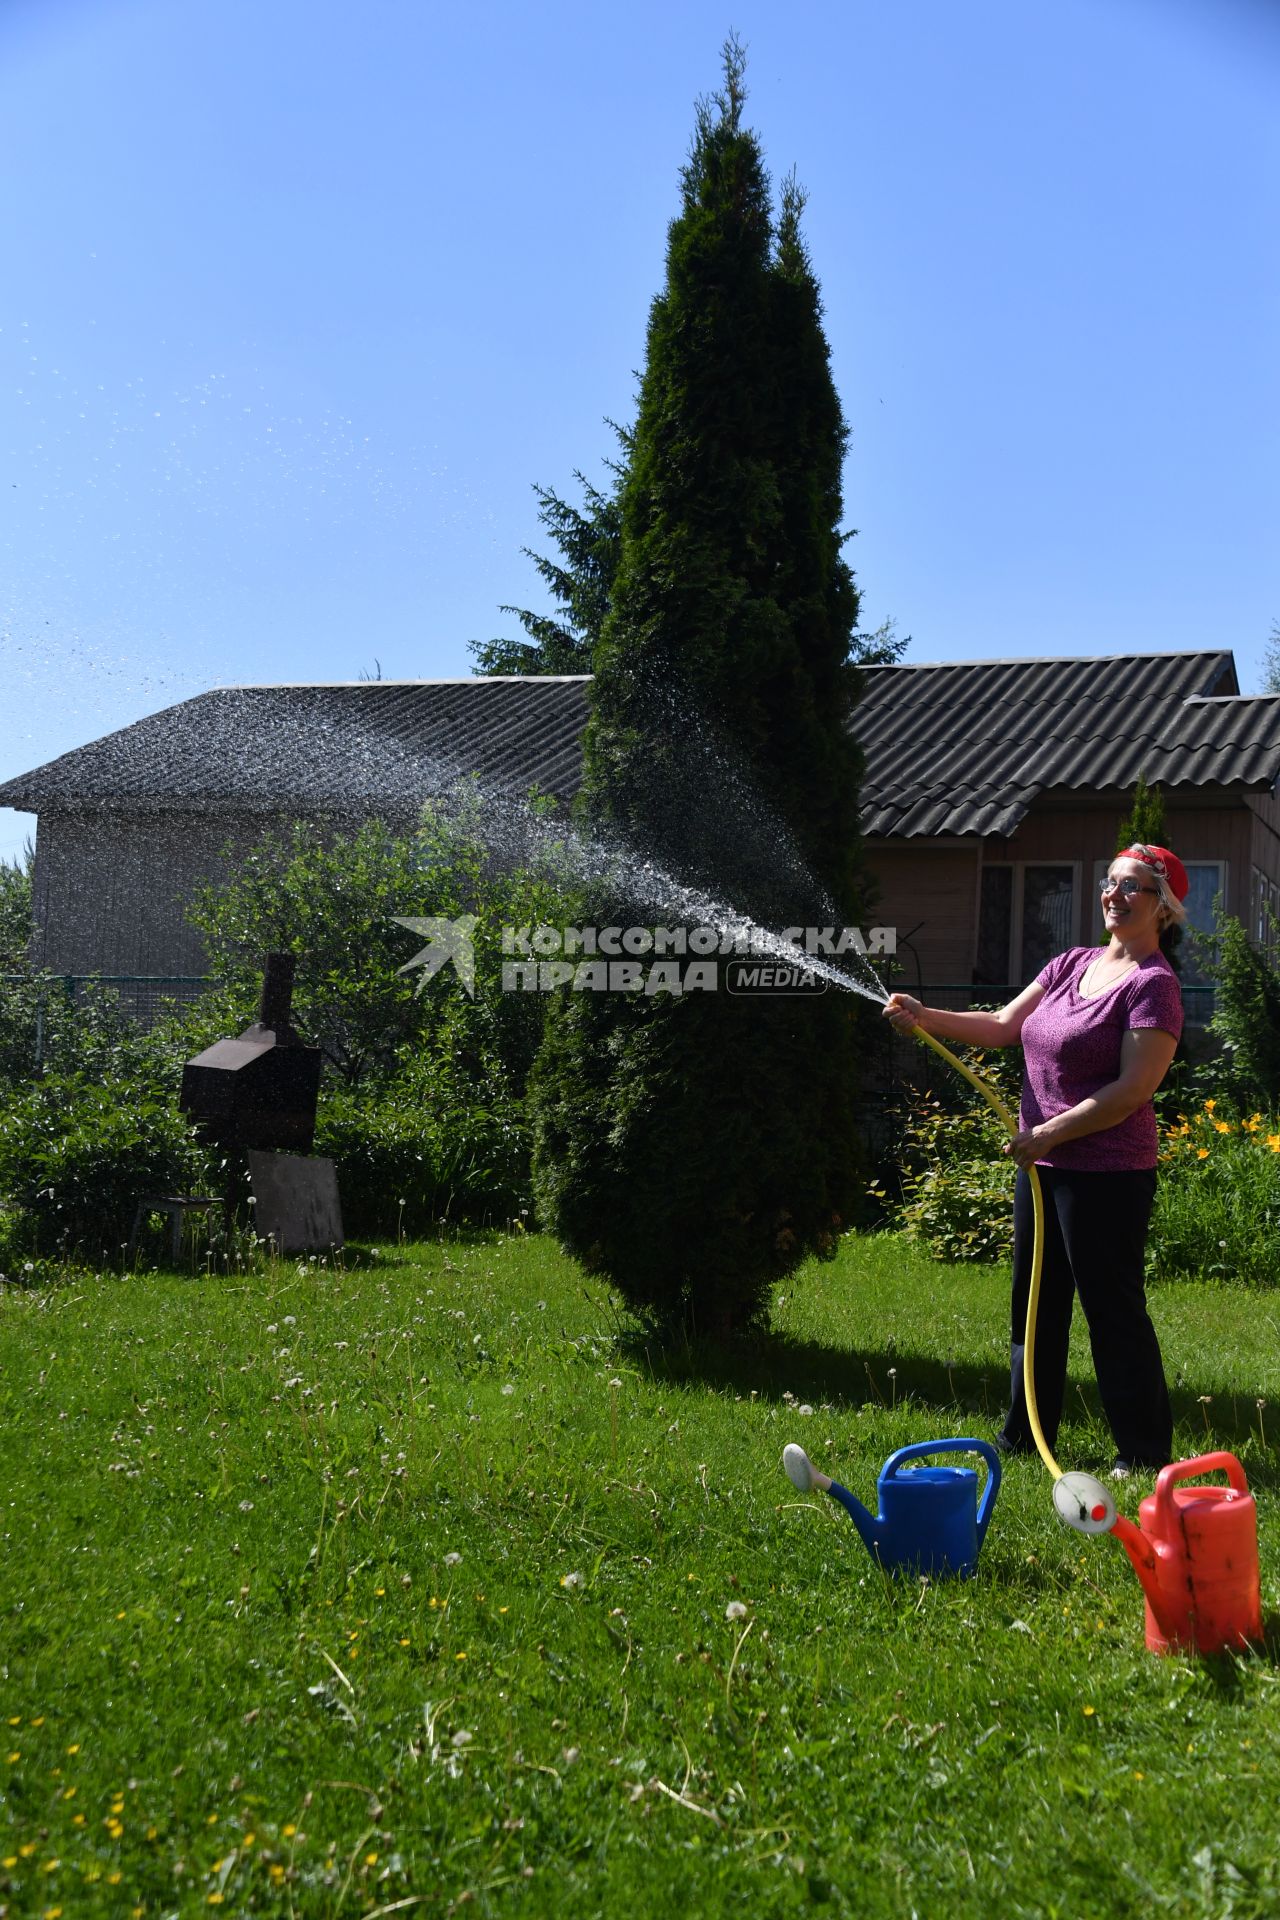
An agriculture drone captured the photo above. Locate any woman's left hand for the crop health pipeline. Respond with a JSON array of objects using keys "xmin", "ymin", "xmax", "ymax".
[{"xmin": 1002, "ymin": 1130, "xmax": 1043, "ymax": 1171}]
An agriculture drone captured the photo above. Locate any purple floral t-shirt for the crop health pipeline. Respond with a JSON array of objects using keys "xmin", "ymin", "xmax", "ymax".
[{"xmin": 1018, "ymin": 947, "xmax": 1183, "ymax": 1171}]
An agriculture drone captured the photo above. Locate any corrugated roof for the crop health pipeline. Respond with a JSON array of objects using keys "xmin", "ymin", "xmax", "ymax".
[
  {"xmin": 4, "ymin": 652, "xmax": 1279, "ymax": 840},
  {"xmin": 849, "ymin": 651, "xmax": 1280, "ymax": 836},
  {"xmin": 0, "ymin": 678, "xmax": 592, "ymax": 813}
]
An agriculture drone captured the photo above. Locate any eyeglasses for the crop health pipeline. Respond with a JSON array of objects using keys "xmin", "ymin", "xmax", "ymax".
[{"xmin": 1099, "ymin": 876, "xmax": 1157, "ymax": 898}]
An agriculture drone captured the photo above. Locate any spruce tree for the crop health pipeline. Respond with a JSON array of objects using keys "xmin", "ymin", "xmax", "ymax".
[{"xmin": 531, "ymin": 43, "xmax": 869, "ymax": 1333}]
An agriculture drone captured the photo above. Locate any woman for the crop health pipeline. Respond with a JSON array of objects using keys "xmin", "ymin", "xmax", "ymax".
[{"xmin": 884, "ymin": 844, "xmax": 1188, "ymax": 1476}]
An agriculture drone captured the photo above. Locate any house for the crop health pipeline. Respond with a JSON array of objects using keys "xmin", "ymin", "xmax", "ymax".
[
  {"xmin": 3, "ymin": 651, "xmax": 1280, "ymax": 1024},
  {"xmin": 854, "ymin": 650, "xmax": 1280, "ymax": 1023}
]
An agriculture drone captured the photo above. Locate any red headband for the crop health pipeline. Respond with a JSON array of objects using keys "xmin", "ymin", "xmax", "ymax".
[{"xmin": 1117, "ymin": 844, "xmax": 1189, "ymax": 903}]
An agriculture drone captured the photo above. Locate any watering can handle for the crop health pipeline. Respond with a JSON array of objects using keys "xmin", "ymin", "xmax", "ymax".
[
  {"xmin": 1153, "ymin": 1450, "xmax": 1249, "ymax": 1526},
  {"xmin": 880, "ymin": 1439, "xmax": 1003, "ymax": 1547}
]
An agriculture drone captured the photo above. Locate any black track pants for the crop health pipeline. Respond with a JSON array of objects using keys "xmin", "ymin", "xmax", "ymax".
[{"xmin": 999, "ymin": 1165, "xmax": 1172, "ymax": 1467}]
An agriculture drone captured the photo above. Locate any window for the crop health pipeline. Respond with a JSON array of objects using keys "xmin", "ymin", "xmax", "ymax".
[
  {"xmin": 974, "ymin": 863, "xmax": 1077, "ymax": 988},
  {"xmin": 1250, "ymin": 865, "xmax": 1280, "ymax": 956}
]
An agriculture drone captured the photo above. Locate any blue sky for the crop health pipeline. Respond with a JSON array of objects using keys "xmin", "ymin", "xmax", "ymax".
[{"xmin": 2, "ymin": 0, "xmax": 1277, "ymax": 863}]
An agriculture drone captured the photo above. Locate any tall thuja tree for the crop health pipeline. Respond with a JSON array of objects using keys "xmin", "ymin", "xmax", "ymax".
[{"xmin": 532, "ymin": 45, "xmax": 869, "ymax": 1332}]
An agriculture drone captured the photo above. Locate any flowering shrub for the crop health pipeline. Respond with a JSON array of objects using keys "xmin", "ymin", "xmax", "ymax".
[{"xmin": 1150, "ymin": 1100, "xmax": 1280, "ymax": 1287}]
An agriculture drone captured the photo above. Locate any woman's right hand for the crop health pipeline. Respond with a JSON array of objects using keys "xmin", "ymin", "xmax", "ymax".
[{"xmin": 883, "ymin": 992, "xmax": 926, "ymax": 1034}]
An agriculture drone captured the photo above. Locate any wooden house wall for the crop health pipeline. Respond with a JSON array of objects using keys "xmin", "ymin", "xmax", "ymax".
[
  {"xmin": 33, "ymin": 810, "xmax": 275, "ymax": 977},
  {"xmin": 1245, "ymin": 790, "xmax": 1280, "ymax": 893},
  {"xmin": 862, "ymin": 841, "xmax": 981, "ymax": 992}
]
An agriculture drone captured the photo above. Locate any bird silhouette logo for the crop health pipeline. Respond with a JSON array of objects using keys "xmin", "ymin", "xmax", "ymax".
[{"xmin": 392, "ymin": 915, "xmax": 478, "ymax": 998}]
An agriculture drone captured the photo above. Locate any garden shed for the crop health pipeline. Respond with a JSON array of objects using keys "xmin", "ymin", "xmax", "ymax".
[{"xmin": 4, "ymin": 649, "xmax": 1280, "ymax": 1024}]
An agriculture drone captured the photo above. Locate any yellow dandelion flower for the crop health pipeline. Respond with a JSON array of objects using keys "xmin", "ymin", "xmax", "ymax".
[
  {"xmin": 65, "ymin": 1745, "xmax": 79, "ymax": 1756},
  {"xmin": 365, "ymin": 1852, "xmax": 378, "ymax": 1866},
  {"xmin": 62, "ymin": 1787, "xmax": 76, "ymax": 1800},
  {"xmin": 269, "ymin": 1865, "xmax": 285, "ymax": 1882},
  {"xmin": 206, "ymin": 1813, "xmax": 218, "ymax": 1826},
  {"xmin": 44, "ymin": 1908, "xmax": 63, "ymax": 1919},
  {"xmin": 242, "ymin": 1833, "xmax": 255, "ymax": 1848},
  {"xmin": 31, "ymin": 1717, "xmax": 44, "ymax": 1728},
  {"xmin": 282, "ymin": 1824, "xmax": 296, "ymax": 1838},
  {"xmin": 7, "ymin": 1717, "xmax": 19, "ymax": 1726},
  {"xmin": 20, "ymin": 1842, "xmax": 38, "ymax": 1857},
  {"xmin": 72, "ymin": 1816, "xmax": 84, "ymax": 1828},
  {"xmin": 7, "ymin": 1752, "xmax": 19, "ymax": 1764},
  {"xmin": 1083, "ymin": 1705, "xmax": 1095, "ymax": 1717},
  {"xmin": 399, "ymin": 1638, "xmax": 410, "ymax": 1647},
  {"xmin": 108, "ymin": 1872, "xmax": 123, "ymax": 1885},
  {"xmin": 42, "ymin": 1858, "xmax": 60, "ymax": 1872},
  {"xmin": 116, "ymin": 1612, "xmax": 126, "ymax": 1621},
  {"xmin": 455, "ymin": 1650, "xmax": 467, "ymax": 1661},
  {"xmin": 207, "ymin": 1896, "xmax": 224, "ymax": 1907},
  {"xmin": 2, "ymin": 1855, "xmax": 15, "ymax": 1867}
]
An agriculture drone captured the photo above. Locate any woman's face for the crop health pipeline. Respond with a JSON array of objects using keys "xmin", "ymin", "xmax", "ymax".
[{"xmin": 1101, "ymin": 856, "xmax": 1165, "ymax": 938}]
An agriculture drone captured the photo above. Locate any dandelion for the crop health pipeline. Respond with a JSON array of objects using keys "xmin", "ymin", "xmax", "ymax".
[
  {"xmin": 451, "ymin": 1729, "xmax": 473, "ymax": 1748},
  {"xmin": 1083, "ymin": 1705, "xmax": 1096, "ymax": 1717},
  {"xmin": 725, "ymin": 1600, "xmax": 748, "ymax": 1621},
  {"xmin": 443, "ymin": 1551, "xmax": 462, "ymax": 1568},
  {"xmin": 560, "ymin": 1571, "xmax": 584, "ymax": 1590}
]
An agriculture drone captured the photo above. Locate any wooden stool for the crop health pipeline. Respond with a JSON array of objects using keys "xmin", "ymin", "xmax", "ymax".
[{"xmin": 128, "ymin": 1195, "xmax": 223, "ymax": 1262}]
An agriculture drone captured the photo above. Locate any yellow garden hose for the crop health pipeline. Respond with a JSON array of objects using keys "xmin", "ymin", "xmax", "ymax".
[{"xmin": 912, "ymin": 1027, "xmax": 1064, "ymax": 1483}]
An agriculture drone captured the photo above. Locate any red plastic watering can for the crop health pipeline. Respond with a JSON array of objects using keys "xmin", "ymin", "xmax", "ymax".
[{"xmin": 1109, "ymin": 1451, "xmax": 1263, "ymax": 1656}]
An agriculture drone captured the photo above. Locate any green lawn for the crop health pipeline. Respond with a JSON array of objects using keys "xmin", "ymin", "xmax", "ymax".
[{"xmin": 1, "ymin": 1232, "xmax": 1277, "ymax": 1919}]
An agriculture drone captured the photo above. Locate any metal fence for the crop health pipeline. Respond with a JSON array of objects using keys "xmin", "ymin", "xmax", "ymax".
[{"xmin": 1, "ymin": 975, "xmax": 214, "ymax": 1070}]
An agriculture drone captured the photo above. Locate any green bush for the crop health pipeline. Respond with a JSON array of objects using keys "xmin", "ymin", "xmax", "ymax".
[
  {"xmin": 893, "ymin": 1090, "xmax": 1016, "ymax": 1263},
  {"xmin": 316, "ymin": 1078, "xmax": 530, "ymax": 1239},
  {"xmin": 1149, "ymin": 1100, "xmax": 1280, "ymax": 1286},
  {"xmin": 0, "ymin": 1072, "xmax": 209, "ymax": 1258},
  {"xmin": 1200, "ymin": 911, "xmax": 1280, "ymax": 1107}
]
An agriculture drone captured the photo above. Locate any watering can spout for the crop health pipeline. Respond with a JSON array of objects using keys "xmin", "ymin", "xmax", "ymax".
[
  {"xmin": 827, "ymin": 1483, "xmax": 885, "ymax": 1555},
  {"xmin": 1109, "ymin": 1513, "xmax": 1179, "ymax": 1641},
  {"xmin": 782, "ymin": 1443, "xmax": 884, "ymax": 1551}
]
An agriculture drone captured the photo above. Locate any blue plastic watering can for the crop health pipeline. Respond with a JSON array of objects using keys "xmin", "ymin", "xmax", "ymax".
[{"xmin": 786, "ymin": 1438, "xmax": 1002, "ymax": 1578}]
